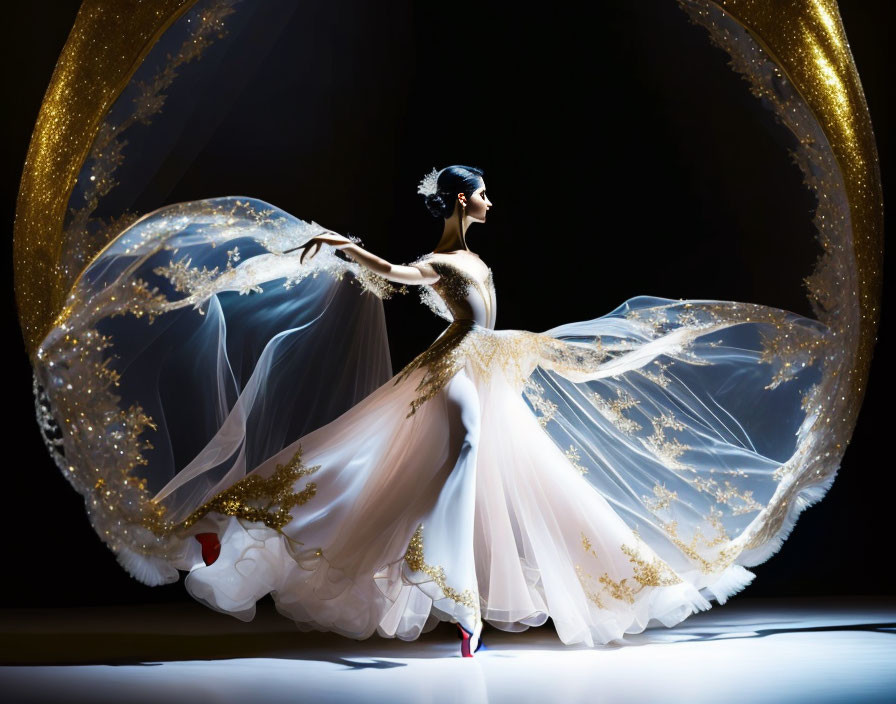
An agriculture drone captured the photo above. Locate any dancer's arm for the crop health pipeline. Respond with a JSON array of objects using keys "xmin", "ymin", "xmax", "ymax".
[{"xmin": 299, "ymin": 232, "xmax": 440, "ymax": 285}]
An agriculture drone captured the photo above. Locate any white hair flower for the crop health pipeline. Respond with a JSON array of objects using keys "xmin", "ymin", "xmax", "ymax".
[{"xmin": 416, "ymin": 167, "xmax": 440, "ymax": 197}]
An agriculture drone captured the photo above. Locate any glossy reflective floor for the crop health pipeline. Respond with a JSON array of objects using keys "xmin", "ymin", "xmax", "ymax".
[{"xmin": 1, "ymin": 597, "xmax": 893, "ymax": 704}]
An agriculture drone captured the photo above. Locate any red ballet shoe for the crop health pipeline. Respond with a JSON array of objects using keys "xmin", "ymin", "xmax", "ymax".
[
  {"xmin": 195, "ymin": 532, "xmax": 220, "ymax": 565},
  {"xmin": 456, "ymin": 622, "xmax": 483, "ymax": 657}
]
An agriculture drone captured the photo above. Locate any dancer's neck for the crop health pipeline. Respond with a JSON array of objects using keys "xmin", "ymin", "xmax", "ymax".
[{"xmin": 433, "ymin": 205, "xmax": 472, "ymax": 254}]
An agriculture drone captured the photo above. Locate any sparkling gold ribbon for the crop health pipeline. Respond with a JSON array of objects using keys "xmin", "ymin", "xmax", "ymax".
[{"xmin": 13, "ymin": 0, "xmax": 198, "ymax": 356}]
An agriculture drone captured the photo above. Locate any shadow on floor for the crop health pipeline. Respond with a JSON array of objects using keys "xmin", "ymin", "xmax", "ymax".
[{"xmin": 2, "ymin": 598, "xmax": 894, "ymax": 666}]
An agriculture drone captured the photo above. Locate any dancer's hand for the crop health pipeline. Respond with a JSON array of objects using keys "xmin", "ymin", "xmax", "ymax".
[{"xmin": 298, "ymin": 231, "xmax": 353, "ymax": 264}]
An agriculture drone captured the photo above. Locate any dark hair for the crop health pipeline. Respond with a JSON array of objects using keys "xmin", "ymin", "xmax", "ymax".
[{"xmin": 421, "ymin": 165, "xmax": 485, "ymax": 219}]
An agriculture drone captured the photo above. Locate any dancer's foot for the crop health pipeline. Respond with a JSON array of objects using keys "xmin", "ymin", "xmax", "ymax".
[{"xmin": 457, "ymin": 621, "xmax": 483, "ymax": 657}]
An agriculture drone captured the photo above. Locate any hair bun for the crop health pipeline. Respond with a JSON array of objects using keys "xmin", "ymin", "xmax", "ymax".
[
  {"xmin": 423, "ymin": 193, "xmax": 446, "ymax": 219},
  {"xmin": 417, "ymin": 164, "xmax": 484, "ymax": 219}
]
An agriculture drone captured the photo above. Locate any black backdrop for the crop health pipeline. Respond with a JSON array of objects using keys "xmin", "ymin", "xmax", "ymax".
[{"xmin": 3, "ymin": 1, "xmax": 892, "ymax": 608}]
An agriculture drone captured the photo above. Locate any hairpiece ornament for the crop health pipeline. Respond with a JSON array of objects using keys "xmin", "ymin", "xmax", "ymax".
[{"xmin": 417, "ymin": 167, "xmax": 440, "ymax": 197}]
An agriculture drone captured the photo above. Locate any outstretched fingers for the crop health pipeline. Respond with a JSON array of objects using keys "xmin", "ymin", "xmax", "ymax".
[{"xmin": 299, "ymin": 239, "xmax": 322, "ymax": 264}]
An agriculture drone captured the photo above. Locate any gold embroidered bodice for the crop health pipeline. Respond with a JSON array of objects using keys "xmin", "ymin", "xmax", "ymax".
[
  {"xmin": 414, "ymin": 252, "xmax": 496, "ymax": 330},
  {"xmin": 394, "ymin": 251, "xmax": 609, "ymax": 418}
]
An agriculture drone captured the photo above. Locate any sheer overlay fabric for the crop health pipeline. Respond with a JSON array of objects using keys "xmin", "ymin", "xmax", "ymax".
[{"xmin": 34, "ymin": 197, "xmax": 835, "ymax": 645}]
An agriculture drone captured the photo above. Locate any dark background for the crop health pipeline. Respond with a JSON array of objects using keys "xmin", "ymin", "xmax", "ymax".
[{"xmin": 3, "ymin": 1, "xmax": 892, "ymax": 607}]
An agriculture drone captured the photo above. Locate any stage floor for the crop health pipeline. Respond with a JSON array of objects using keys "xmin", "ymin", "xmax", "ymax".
[{"xmin": 1, "ymin": 596, "xmax": 893, "ymax": 703}]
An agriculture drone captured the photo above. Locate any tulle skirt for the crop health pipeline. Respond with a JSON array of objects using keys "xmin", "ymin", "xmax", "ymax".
[{"xmin": 175, "ymin": 320, "xmax": 792, "ymax": 647}]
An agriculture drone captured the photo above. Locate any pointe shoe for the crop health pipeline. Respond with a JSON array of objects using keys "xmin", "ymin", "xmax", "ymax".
[{"xmin": 457, "ymin": 621, "xmax": 483, "ymax": 657}]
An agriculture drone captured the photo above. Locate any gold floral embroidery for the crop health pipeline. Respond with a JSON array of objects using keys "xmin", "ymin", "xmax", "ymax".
[
  {"xmin": 576, "ymin": 531, "xmax": 683, "ymax": 608},
  {"xmin": 149, "ymin": 233, "xmax": 407, "ymax": 313},
  {"xmin": 644, "ymin": 471, "xmax": 761, "ymax": 518},
  {"xmin": 641, "ymin": 412, "xmax": 692, "ymax": 470},
  {"xmin": 396, "ymin": 253, "xmax": 615, "ymax": 415},
  {"xmin": 432, "ymin": 259, "xmax": 494, "ymax": 325},
  {"xmin": 522, "ymin": 378, "xmax": 558, "ymax": 428},
  {"xmin": 565, "ymin": 445, "xmax": 588, "ymax": 475},
  {"xmin": 575, "ymin": 565, "xmax": 607, "ymax": 608},
  {"xmin": 404, "ymin": 524, "xmax": 479, "ymax": 616},
  {"xmin": 634, "ymin": 360, "xmax": 673, "ymax": 388},
  {"xmin": 148, "ymin": 445, "xmax": 321, "ymax": 534},
  {"xmin": 430, "ymin": 260, "xmax": 474, "ymax": 311},
  {"xmin": 658, "ymin": 512, "xmax": 739, "ymax": 575},
  {"xmin": 619, "ymin": 543, "xmax": 684, "ymax": 589},
  {"xmin": 643, "ymin": 484, "xmax": 678, "ymax": 512},
  {"xmin": 411, "ymin": 254, "xmax": 497, "ymax": 328},
  {"xmin": 538, "ymin": 337, "xmax": 609, "ymax": 378},
  {"xmin": 355, "ymin": 266, "xmax": 409, "ymax": 300},
  {"xmin": 589, "ymin": 387, "xmax": 642, "ymax": 435},
  {"xmin": 394, "ymin": 324, "xmax": 611, "ymax": 418},
  {"xmin": 581, "ymin": 531, "xmax": 598, "ymax": 559},
  {"xmin": 622, "ymin": 299, "xmax": 831, "ymax": 391},
  {"xmin": 707, "ymin": 480, "xmax": 762, "ymax": 516},
  {"xmin": 393, "ymin": 319, "xmax": 477, "ymax": 418}
]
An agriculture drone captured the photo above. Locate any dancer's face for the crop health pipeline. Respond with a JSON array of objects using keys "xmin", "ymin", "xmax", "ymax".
[{"xmin": 461, "ymin": 181, "xmax": 492, "ymax": 222}]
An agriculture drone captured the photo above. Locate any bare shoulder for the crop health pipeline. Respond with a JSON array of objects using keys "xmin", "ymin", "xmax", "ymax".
[
  {"xmin": 407, "ymin": 253, "xmax": 443, "ymax": 279},
  {"xmin": 412, "ymin": 261, "xmax": 439, "ymax": 276}
]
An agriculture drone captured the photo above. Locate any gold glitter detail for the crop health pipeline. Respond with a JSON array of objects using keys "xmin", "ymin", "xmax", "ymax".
[
  {"xmin": 712, "ymin": 479, "xmax": 761, "ymax": 516},
  {"xmin": 30, "ymin": 195, "xmax": 414, "ymax": 571},
  {"xmin": 485, "ymin": 269, "xmax": 495, "ymax": 322},
  {"xmin": 61, "ymin": 2, "xmax": 238, "ymax": 290},
  {"xmin": 598, "ymin": 572, "xmax": 637, "ymax": 605},
  {"xmin": 355, "ymin": 267, "xmax": 409, "ymax": 300},
  {"xmin": 32, "ymin": 324, "xmax": 173, "ymax": 557},
  {"xmin": 14, "ymin": 0, "xmax": 202, "ymax": 355},
  {"xmin": 394, "ymin": 254, "xmax": 606, "ymax": 416},
  {"xmin": 626, "ymin": 300, "xmax": 829, "ymax": 387},
  {"xmin": 398, "ymin": 259, "xmax": 821, "ymax": 425},
  {"xmin": 393, "ymin": 319, "xmax": 477, "ymax": 418},
  {"xmin": 393, "ymin": 321, "xmax": 608, "ymax": 418},
  {"xmin": 613, "ymin": 299, "xmax": 835, "ymax": 567},
  {"xmin": 624, "ymin": 308, "xmax": 672, "ymax": 335},
  {"xmin": 19, "ymin": 0, "xmax": 884, "ymax": 589},
  {"xmin": 430, "ymin": 260, "xmax": 475, "ymax": 317},
  {"xmin": 33, "ymin": 284, "xmax": 320, "ymax": 561},
  {"xmin": 403, "ymin": 524, "xmax": 479, "ymax": 615},
  {"xmin": 676, "ymin": 472, "xmax": 762, "ymax": 517},
  {"xmin": 675, "ymin": 0, "xmax": 883, "ymax": 561},
  {"xmin": 410, "ymin": 255, "xmax": 495, "ymax": 326},
  {"xmin": 694, "ymin": 0, "xmax": 882, "ymax": 405},
  {"xmin": 150, "ymin": 445, "xmax": 320, "ymax": 534},
  {"xmin": 55, "ymin": 200, "xmax": 401, "ymax": 330}
]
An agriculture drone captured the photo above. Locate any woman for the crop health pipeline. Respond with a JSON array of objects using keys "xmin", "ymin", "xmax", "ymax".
[{"xmin": 34, "ymin": 165, "xmax": 833, "ymax": 657}]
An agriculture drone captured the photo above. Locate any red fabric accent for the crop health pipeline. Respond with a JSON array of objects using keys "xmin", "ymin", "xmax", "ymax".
[{"xmin": 195, "ymin": 533, "xmax": 221, "ymax": 566}]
